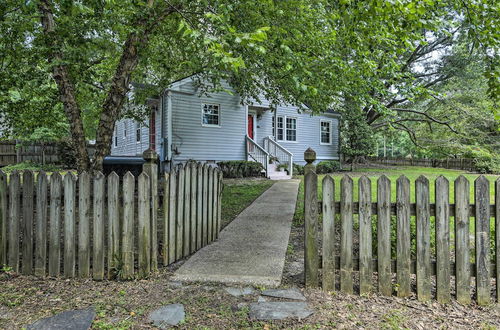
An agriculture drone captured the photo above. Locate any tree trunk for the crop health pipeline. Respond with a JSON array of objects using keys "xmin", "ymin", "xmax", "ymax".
[
  {"xmin": 92, "ymin": 33, "xmax": 148, "ymax": 172},
  {"xmin": 38, "ymin": 0, "xmax": 90, "ymax": 172}
]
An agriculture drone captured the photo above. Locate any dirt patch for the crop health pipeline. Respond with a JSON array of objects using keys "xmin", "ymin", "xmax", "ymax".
[{"xmin": 282, "ymin": 221, "xmax": 500, "ymax": 329}]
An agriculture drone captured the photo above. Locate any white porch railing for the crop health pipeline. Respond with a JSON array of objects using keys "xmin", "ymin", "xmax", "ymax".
[
  {"xmin": 246, "ymin": 135, "xmax": 269, "ymax": 175},
  {"xmin": 263, "ymin": 136, "xmax": 293, "ymax": 176}
]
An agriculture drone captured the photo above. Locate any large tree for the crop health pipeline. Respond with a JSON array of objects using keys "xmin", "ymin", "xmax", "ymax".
[{"xmin": 1, "ymin": 0, "xmax": 498, "ymax": 171}]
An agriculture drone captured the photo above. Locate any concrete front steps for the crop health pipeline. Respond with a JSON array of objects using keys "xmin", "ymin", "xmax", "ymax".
[{"xmin": 267, "ymin": 163, "xmax": 291, "ymax": 180}]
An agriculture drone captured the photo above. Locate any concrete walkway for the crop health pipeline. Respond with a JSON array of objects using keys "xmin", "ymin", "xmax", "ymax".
[{"xmin": 172, "ymin": 180, "xmax": 300, "ymax": 287}]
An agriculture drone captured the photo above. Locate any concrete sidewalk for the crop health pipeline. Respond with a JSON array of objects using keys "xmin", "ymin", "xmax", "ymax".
[{"xmin": 172, "ymin": 180, "xmax": 300, "ymax": 287}]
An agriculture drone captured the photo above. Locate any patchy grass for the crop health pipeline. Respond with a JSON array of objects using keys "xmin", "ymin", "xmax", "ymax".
[
  {"xmin": 220, "ymin": 178, "xmax": 275, "ymax": 229},
  {"xmin": 0, "ymin": 271, "xmax": 498, "ymax": 329},
  {"xmin": 0, "ymin": 161, "xmax": 64, "ymax": 174}
]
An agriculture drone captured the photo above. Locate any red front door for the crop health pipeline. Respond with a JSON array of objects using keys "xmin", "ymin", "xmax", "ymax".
[{"xmin": 247, "ymin": 114, "xmax": 254, "ymax": 139}]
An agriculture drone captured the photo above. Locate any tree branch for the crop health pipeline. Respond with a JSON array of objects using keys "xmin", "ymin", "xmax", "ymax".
[{"xmin": 392, "ymin": 107, "xmax": 458, "ymax": 133}]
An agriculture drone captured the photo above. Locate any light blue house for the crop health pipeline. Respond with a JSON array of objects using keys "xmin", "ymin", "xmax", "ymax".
[{"xmin": 111, "ymin": 76, "xmax": 340, "ymax": 179}]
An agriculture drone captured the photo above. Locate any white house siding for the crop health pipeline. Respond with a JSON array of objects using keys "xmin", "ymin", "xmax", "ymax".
[
  {"xmin": 255, "ymin": 104, "xmax": 340, "ymax": 164},
  {"xmin": 169, "ymin": 83, "xmax": 246, "ymax": 163}
]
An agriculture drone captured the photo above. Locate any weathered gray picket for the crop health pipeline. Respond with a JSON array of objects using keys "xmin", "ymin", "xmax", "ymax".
[
  {"xmin": 122, "ymin": 172, "xmax": 135, "ymax": 280},
  {"xmin": 93, "ymin": 172, "xmax": 105, "ymax": 280},
  {"xmin": 64, "ymin": 173, "xmax": 76, "ymax": 278},
  {"xmin": 304, "ymin": 151, "xmax": 498, "ymax": 305},
  {"xmin": 78, "ymin": 172, "xmax": 91, "ymax": 278},
  {"xmin": 8, "ymin": 171, "xmax": 20, "ymax": 272},
  {"xmin": 435, "ymin": 176, "xmax": 450, "ymax": 303},
  {"xmin": 377, "ymin": 175, "xmax": 391, "ymax": 296},
  {"xmin": 322, "ymin": 175, "xmax": 335, "ymax": 291},
  {"xmin": 0, "ymin": 158, "xmax": 222, "ymax": 280},
  {"xmin": 48, "ymin": 173, "xmax": 62, "ymax": 277},
  {"xmin": 34, "ymin": 172, "xmax": 48, "ymax": 277},
  {"xmin": 22, "ymin": 171, "xmax": 34, "ymax": 275}
]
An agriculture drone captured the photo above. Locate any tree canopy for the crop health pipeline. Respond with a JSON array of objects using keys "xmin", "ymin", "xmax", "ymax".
[{"xmin": 0, "ymin": 0, "xmax": 498, "ymax": 171}]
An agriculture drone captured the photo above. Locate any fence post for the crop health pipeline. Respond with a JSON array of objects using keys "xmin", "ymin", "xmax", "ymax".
[
  {"xmin": 304, "ymin": 148, "xmax": 319, "ymax": 288},
  {"xmin": 142, "ymin": 149, "xmax": 158, "ymax": 272}
]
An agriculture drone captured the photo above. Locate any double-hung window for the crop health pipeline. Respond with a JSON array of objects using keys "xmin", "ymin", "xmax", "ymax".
[
  {"xmin": 272, "ymin": 116, "xmax": 285, "ymax": 141},
  {"xmin": 320, "ymin": 120, "xmax": 332, "ymax": 145},
  {"xmin": 286, "ymin": 117, "xmax": 297, "ymax": 142},
  {"xmin": 136, "ymin": 122, "xmax": 141, "ymax": 143},
  {"xmin": 202, "ymin": 103, "xmax": 220, "ymax": 126},
  {"xmin": 272, "ymin": 115, "xmax": 296, "ymax": 142}
]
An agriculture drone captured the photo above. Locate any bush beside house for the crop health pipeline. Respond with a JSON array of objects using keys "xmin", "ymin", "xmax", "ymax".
[{"xmin": 217, "ymin": 161, "xmax": 264, "ymax": 178}]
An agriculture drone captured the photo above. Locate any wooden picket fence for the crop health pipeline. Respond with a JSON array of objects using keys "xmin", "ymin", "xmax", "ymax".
[
  {"xmin": 0, "ymin": 162, "xmax": 222, "ymax": 280},
  {"xmin": 367, "ymin": 156, "xmax": 476, "ymax": 172},
  {"xmin": 304, "ymin": 157, "xmax": 499, "ymax": 305}
]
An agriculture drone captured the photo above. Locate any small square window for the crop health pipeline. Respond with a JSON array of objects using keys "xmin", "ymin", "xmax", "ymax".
[{"xmin": 202, "ymin": 104, "xmax": 220, "ymax": 126}]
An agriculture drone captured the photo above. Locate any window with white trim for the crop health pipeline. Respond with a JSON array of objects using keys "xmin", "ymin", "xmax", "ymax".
[
  {"xmin": 114, "ymin": 126, "xmax": 118, "ymax": 147},
  {"xmin": 136, "ymin": 122, "xmax": 141, "ymax": 143},
  {"xmin": 202, "ymin": 103, "xmax": 220, "ymax": 126},
  {"xmin": 272, "ymin": 116, "xmax": 295, "ymax": 142},
  {"xmin": 123, "ymin": 122, "xmax": 127, "ymax": 139},
  {"xmin": 272, "ymin": 116, "xmax": 285, "ymax": 141},
  {"xmin": 286, "ymin": 117, "xmax": 297, "ymax": 142},
  {"xmin": 320, "ymin": 120, "xmax": 332, "ymax": 144}
]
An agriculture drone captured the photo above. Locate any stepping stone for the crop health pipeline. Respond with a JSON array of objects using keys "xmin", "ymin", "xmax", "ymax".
[
  {"xmin": 261, "ymin": 288, "xmax": 306, "ymax": 301},
  {"xmin": 148, "ymin": 304, "xmax": 185, "ymax": 328},
  {"xmin": 249, "ymin": 302, "xmax": 313, "ymax": 320},
  {"xmin": 167, "ymin": 281, "xmax": 185, "ymax": 289},
  {"xmin": 27, "ymin": 307, "xmax": 95, "ymax": 330},
  {"xmin": 224, "ymin": 287, "xmax": 254, "ymax": 297},
  {"xmin": 257, "ymin": 296, "xmax": 267, "ymax": 302}
]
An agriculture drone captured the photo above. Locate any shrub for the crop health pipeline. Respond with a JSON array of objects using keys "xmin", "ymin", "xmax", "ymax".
[
  {"xmin": 276, "ymin": 163, "xmax": 289, "ymax": 173},
  {"xmin": 316, "ymin": 160, "xmax": 341, "ymax": 174},
  {"xmin": 217, "ymin": 161, "xmax": 264, "ymax": 178},
  {"xmin": 464, "ymin": 148, "xmax": 500, "ymax": 174},
  {"xmin": 293, "ymin": 163, "xmax": 304, "ymax": 175}
]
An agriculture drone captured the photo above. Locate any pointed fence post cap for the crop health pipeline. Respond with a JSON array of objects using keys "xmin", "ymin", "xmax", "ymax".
[
  {"xmin": 143, "ymin": 148, "xmax": 159, "ymax": 163},
  {"xmin": 304, "ymin": 148, "xmax": 316, "ymax": 164}
]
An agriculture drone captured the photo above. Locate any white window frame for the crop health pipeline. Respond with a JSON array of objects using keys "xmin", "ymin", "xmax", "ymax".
[
  {"xmin": 136, "ymin": 122, "xmax": 141, "ymax": 143},
  {"xmin": 285, "ymin": 116, "xmax": 297, "ymax": 142},
  {"xmin": 272, "ymin": 116, "xmax": 285, "ymax": 141},
  {"xmin": 320, "ymin": 119, "xmax": 333, "ymax": 145},
  {"xmin": 272, "ymin": 115, "xmax": 297, "ymax": 142},
  {"xmin": 201, "ymin": 103, "xmax": 221, "ymax": 127},
  {"xmin": 123, "ymin": 122, "xmax": 127, "ymax": 139}
]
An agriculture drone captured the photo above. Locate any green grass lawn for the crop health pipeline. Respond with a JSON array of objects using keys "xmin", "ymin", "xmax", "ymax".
[
  {"xmin": 294, "ymin": 166, "xmax": 499, "ymax": 225},
  {"xmin": 220, "ymin": 178, "xmax": 274, "ymax": 229}
]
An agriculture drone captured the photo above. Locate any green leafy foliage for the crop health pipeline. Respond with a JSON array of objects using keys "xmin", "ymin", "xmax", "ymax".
[
  {"xmin": 316, "ymin": 161, "xmax": 341, "ymax": 174},
  {"xmin": 293, "ymin": 163, "xmax": 305, "ymax": 176},
  {"xmin": 0, "ymin": 161, "xmax": 62, "ymax": 173},
  {"xmin": 217, "ymin": 161, "xmax": 263, "ymax": 178}
]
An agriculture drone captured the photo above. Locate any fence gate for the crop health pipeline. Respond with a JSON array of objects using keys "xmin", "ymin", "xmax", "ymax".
[{"xmin": 303, "ymin": 148, "xmax": 499, "ymax": 305}]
